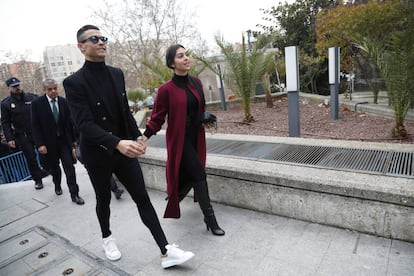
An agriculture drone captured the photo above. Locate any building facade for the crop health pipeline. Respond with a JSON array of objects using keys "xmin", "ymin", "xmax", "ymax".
[{"xmin": 43, "ymin": 45, "xmax": 84, "ymax": 83}]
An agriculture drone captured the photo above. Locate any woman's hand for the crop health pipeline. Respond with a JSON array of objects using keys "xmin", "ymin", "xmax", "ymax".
[
  {"xmin": 203, "ymin": 122, "xmax": 217, "ymax": 130},
  {"xmin": 116, "ymin": 140, "xmax": 146, "ymax": 158},
  {"xmin": 136, "ymin": 135, "xmax": 148, "ymax": 143}
]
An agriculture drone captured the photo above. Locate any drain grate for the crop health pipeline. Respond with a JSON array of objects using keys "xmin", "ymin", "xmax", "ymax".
[
  {"xmin": 388, "ymin": 151, "xmax": 414, "ymax": 178},
  {"xmin": 147, "ymin": 136, "xmax": 414, "ymax": 179},
  {"xmin": 263, "ymin": 145, "xmax": 390, "ymax": 174},
  {"xmin": 0, "ymin": 226, "xmax": 129, "ymax": 275}
]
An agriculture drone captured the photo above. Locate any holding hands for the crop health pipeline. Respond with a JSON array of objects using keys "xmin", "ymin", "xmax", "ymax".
[{"xmin": 116, "ymin": 138, "xmax": 147, "ymax": 158}]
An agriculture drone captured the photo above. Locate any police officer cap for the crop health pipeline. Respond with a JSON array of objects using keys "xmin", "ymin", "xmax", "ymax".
[{"xmin": 5, "ymin": 77, "xmax": 21, "ymax": 87}]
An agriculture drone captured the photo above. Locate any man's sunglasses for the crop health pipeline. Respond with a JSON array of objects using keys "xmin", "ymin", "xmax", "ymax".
[{"xmin": 81, "ymin": 36, "xmax": 108, "ymax": 44}]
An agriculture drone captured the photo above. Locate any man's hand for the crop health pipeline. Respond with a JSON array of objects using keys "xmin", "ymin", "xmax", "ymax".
[
  {"xmin": 116, "ymin": 140, "xmax": 147, "ymax": 158},
  {"xmin": 7, "ymin": 140, "xmax": 16, "ymax": 148},
  {"xmin": 38, "ymin": 145, "xmax": 47, "ymax": 154}
]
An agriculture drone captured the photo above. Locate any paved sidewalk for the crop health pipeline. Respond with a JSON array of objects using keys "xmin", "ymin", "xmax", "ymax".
[
  {"xmin": 1, "ymin": 94, "xmax": 413, "ymax": 275},
  {"xmin": 1, "ymin": 163, "xmax": 414, "ymax": 275},
  {"xmin": 306, "ymin": 91, "xmax": 414, "ymax": 120}
]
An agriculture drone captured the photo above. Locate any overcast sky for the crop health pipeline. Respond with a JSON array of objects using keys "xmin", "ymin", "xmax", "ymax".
[{"xmin": 0, "ymin": 0, "xmax": 281, "ymax": 63}]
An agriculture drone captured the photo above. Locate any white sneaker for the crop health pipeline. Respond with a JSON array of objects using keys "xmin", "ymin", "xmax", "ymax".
[
  {"xmin": 161, "ymin": 244, "xmax": 194, "ymax": 268},
  {"xmin": 102, "ymin": 235, "xmax": 122, "ymax": 261}
]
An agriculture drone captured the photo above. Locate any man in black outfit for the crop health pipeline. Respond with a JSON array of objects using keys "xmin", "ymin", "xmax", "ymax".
[
  {"xmin": 62, "ymin": 24, "xmax": 193, "ymax": 267},
  {"xmin": 1, "ymin": 77, "xmax": 44, "ymax": 189},
  {"xmin": 31, "ymin": 78, "xmax": 84, "ymax": 205}
]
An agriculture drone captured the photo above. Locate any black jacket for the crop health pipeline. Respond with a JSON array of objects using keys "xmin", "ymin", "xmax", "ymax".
[
  {"xmin": 63, "ymin": 61, "xmax": 141, "ymax": 165},
  {"xmin": 1, "ymin": 92, "xmax": 38, "ymax": 141},
  {"xmin": 31, "ymin": 95, "xmax": 76, "ymax": 168}
]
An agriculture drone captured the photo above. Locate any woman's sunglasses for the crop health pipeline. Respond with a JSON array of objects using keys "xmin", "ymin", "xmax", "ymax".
[{"xmin": 81, "ymin": 36, "xmax": 108, "ymax": 44}]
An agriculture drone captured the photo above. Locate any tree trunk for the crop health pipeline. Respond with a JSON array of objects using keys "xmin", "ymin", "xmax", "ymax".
[
  {"xmin": 242, "ymin": 100, "xmax": 254, "ymax": 123},
  {"xmin": 243, "ymin": 113, "xmax": 255, "ymax": 123},
  {"xmin": 373, "ymin": 88, "xmax": 379, "ymax": 104},
  {"xmin": 365, "ymin": 78, "xmax": 379, "ymax": 104},
  {"xmin": 265, "ymin": 89, "xmax": 273, "ymax": 108},
  {"xmin": 392, "ymin": 122, "xmax": 407, "ymax": 139},
  {"xmin": 263, "ymin": 73, "xmax": 274, "ymax": 108}
]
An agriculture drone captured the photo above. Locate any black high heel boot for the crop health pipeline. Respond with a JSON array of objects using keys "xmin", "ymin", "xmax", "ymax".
[
  {"xmin": 193, "ymin": 181, "xmax": 225, "ymax": 236},
  {"xmin": 203, "ymin": 208, "xmax": 225, "ymax": 236}
]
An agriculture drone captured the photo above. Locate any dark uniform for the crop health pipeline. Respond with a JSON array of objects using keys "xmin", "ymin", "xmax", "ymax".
[{"xmin": 1, "ymin": 79, "xmax": 43, "ymax": 188}]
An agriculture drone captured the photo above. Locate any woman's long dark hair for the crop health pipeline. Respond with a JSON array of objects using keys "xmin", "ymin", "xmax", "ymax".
[{"xmin": 166, "ymin": 44, "xmax": 185, "ymax": 69}]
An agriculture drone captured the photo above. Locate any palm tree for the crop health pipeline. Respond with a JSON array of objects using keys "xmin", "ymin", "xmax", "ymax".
[
  {"xmin": 142, "ymin": 56, "xmax": 172, "ymax": 85},
  {"xmin": 215, "ymin": 34, "xmax": 276, "ymax": 122},
  {"xmin": 355, "ymin": 26, "xmax": 414, "ymax": 138}
]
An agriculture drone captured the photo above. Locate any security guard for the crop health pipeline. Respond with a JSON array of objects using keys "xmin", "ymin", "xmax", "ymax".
[{"xmin": 1, "ymin": 77, "xmax": 44, "ymax": 189}]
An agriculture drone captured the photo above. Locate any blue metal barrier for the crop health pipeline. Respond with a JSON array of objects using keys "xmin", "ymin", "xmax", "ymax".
[{"xmin": 0, "ymin": 151, "xmax": 31, "ymax": 184}]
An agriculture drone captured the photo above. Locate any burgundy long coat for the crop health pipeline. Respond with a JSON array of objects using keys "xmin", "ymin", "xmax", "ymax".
[{"xmin": 146, "ymin": 77, "xmax": 206, "ymax": 218}]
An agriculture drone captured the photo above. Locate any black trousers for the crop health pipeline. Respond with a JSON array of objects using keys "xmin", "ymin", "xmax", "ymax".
[
  {"xmin": 178, "ymin": 129, "xmax": 212, "ymax": 212},
  {"xmin": 49, "ymin": 136, "xmax": 79, "ymax": 196},
  {"xmin": 179, "ymin": 135, "xmax": 206, "ymax": 183},
  {"xmin": 15, "ymin": 133, "xmax": 42, "ymax": 183},
  {"xmin": 85, "ymin": 151, "xmax": 168, "ymax": 254}
]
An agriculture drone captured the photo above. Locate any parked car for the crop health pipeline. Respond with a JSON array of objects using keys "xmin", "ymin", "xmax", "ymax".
[
  {"xmin": 143, "ymin": 96, "xmax": 154, "ymax": 109},
  {"xmin": 137, "ymin": 100, "xmax": 144, "ymax": 110}
]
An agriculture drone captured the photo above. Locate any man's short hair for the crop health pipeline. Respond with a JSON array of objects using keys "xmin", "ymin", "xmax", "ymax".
[
  {"xmin": 77, "ymin": 25, "xmax": 100, "ymax": 43},
  {"xmin": 42, "ymin": 78, "xmax": 57, "ymax": 89}
]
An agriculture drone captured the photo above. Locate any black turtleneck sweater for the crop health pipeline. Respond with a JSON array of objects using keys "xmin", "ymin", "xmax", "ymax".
[
  {"xmin": 172, "ymin": 74, "xmax": 199, "ymax": 124},
  {"xmin": 83, "ymin": 61, "xmax": 126, "ymax": 138}
]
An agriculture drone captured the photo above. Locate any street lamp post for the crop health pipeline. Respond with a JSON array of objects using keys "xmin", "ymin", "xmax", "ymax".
[
  {"xmin": 246, "ymin": 30, "xmax": 252, "ymax": 52},
  {"xmin": 216, "ymin": 63, "xmax": 227, "ymax": 111}
]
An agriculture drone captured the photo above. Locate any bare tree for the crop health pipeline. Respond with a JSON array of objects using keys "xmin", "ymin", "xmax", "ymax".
[
  {"xmin": 2, "ymin": 50, "xmax": 34, "ymax": 64},
  {"xmin": 92, "ymin": 0, "xmax": 208, "ymax": 91}
]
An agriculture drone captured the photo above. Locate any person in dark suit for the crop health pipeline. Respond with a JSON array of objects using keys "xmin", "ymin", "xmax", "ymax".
[
  {"xmin": 31, "ymin": 78, "xmax": 84, "ymax": 205},
  {"xmin": 1, "ymin": 77, "xmax": 44, "ymax": 189},
  {"xmin": 62, "ymin": 24, "xmax": 193, "ymax": 268}
]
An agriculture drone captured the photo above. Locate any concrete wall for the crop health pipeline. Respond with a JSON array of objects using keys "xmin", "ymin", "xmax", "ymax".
[{"xmin": 139, "ymin": 135, "xmax": 414, "ymax": 243}]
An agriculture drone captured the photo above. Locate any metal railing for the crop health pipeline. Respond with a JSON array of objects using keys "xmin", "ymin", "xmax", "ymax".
[{"xmin": 0, "ymin": 151, "xmax": 31, "ymax": 184}]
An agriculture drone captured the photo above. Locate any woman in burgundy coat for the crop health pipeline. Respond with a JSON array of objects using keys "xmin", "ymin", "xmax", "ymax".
[{"xmin": 143, "ymin": 44, "xmax": 225, "ymax": 236}]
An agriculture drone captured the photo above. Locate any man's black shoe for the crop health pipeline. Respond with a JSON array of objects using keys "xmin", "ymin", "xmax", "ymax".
[
  {"xmin": 71, "ymin": 195, "xmax": 85, "ymax": 205},
  {"xmin": 115, "ymin": 188, "xmax": 124, "ymax": 200},
  {"xmin": 35, "ymin": 182, "xmax": 43, "ymax": 190},
  {"xmin": 55, "ymin": 187, "xmax": 62, "ymax": 195}
]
